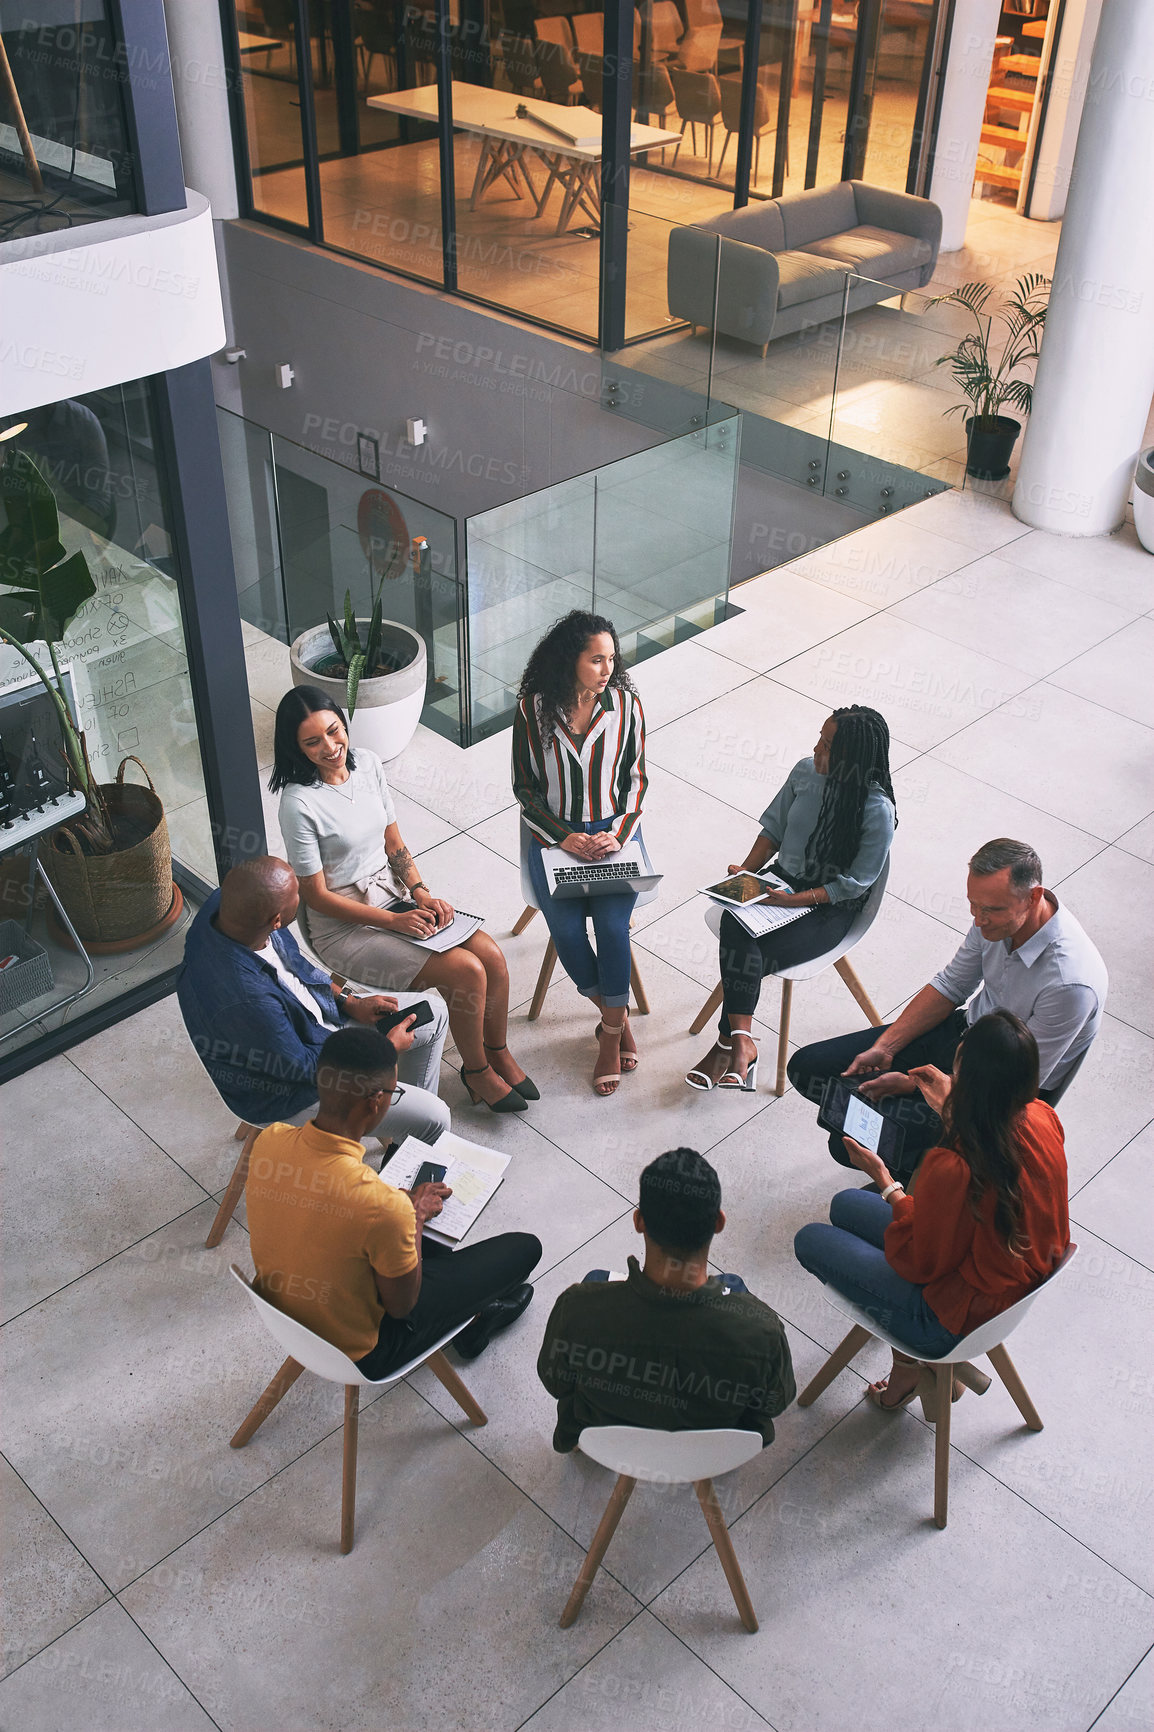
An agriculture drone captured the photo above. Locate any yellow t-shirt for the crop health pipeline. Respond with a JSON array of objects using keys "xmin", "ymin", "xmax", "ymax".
[{"xmin": 245, "ymin": 1122, "xmax": 418, "ymax": 1359}]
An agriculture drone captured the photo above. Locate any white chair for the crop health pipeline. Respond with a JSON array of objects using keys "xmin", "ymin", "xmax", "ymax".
[
  {"xmin": 512, "ymin": 821, "xmax": 657, "ymax": 1021},
  {"xmin": 560, "ymin": 1425, "xmax": 763, "ymax": 1632},
  {"xmin": 228, "ymin": 1265, "xmax": 487, "ymax": 1553},
  {"xmin": 796, "ymin": 1243, "xmax": 1078, "ymax": 1529},
  {"xmin": 1042, "ymin": 1046, "xmax": 1087, "ymax": 1109},
  {"xmin": 689, "ymin": 858, "xmax": 890, "ymax": 1095}
]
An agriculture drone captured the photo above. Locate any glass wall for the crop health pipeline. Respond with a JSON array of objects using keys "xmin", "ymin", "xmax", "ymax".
[
  {"xmin": 0, "ymin": 0, "xmax": 135, "ymax": 240},
  {"xmin": 221, "ymin": 0, "xmax": 948, "ymax": 344},
  {"xmin": 0, "ymin": 382, "xmax": 216, "ymax": 1060}
]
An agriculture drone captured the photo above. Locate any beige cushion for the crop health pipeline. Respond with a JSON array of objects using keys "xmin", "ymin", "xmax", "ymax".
[
  {"xmin": 801, "ymin": 224, "xmax": 933, "ymax": 279},
  {"xmin": 774, "ymin": 248, "xmax": 851, "ymax": 308}
]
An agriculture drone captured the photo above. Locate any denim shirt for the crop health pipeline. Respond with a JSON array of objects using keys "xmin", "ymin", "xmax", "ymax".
[{"xmin": 177, "ymin": 890, "xmax": 342, "ymax": 1123}]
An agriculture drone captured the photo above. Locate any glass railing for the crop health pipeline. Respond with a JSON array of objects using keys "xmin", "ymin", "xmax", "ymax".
[{"xmin": 464, "ymin": 415, "xmax": 739, "ymax": 739}]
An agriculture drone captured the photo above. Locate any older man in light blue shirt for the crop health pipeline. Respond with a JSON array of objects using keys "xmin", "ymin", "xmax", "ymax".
[{"xmin": 788, "ymin": 838, "xmax": 1107, "ymax": 1180}]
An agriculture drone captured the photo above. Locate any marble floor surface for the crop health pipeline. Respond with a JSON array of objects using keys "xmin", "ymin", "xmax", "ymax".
[{"xmin": 3, "ymin": 486, "xmax": 1153, "ymax": 1732}]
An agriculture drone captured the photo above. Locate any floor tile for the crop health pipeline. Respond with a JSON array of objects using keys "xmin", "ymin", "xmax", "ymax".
[
  {"xmin": 652, "ymin": 1401, "xmax": 1154, "ymax": 1732},
  {"xmin": 998, "ymin": 524, "xmax": 1154, "ymax": 617},
  {"xmin": 771, "ymin": 613, "xmax": 1034, "ymax": 751},
  {"xmin": 699, "ymin": 569, "xmax": 876, "ymax": 674},
  {"xmin": 790, "ymin": 516, "xmax": 979, "ymax": 607},
  {"xmin": 1070, "ymin": 1124, "xmax": 1154, "ymax": 1274},
  {"xmin": 1057, "ymin": 847, "xmax": 1154, "ymax": 1037},
  {"xmin": 386, "ymin": 723, "xmax": 516, "ymax": 828},
  {"xmin": 892, "ymin": 554, "xmax": 1135, "ymax": 679},
  {"xmin": 1051, "ymin": 1015, "xmax": 1154, "ymax": 1195},
  {"xmin": 1114, "ymin": 814, "xmax": 1154, "ymax": 867},
  {"xmin": 120, "ymin": 1382, "xmax": 640, "ymax": 1732},
  {"xmin": 900, "ymin": 487, "xmax": 1032, "ymax": 557},
  {"xmin": 0, "ymin": 1058, "xmax": 207, "ymax": 1323},
  {"xmin": 0, "ymin": 1601, "xmax": 214, "ymax": 1731},
  {"xmin": 887, "ymin": 756, "xmax": 1106, "ymax": 936},
  {"xmin": 1091, "ymin": 1648, "xmax": 1154, "ymax": 1732},
  {"xmin": 1048, "ymin": 616, "xmax": 1154, "ymax": 729},
  {"xmin": 0, "ymin": 1202, "xmax": 349, "ymax": 1591},
  {"xmin": 931, "ymin": 685, "xmax": 1154, "ymax": 842},
  {"xmin": 631, "ymin": 638, "xmax": 755, "ymax": 733},
  {"xmin": 615, "ymin": 762, "xmax": 765, "ymax": 937},
  {"xmin": 520, "ymin": 1610, "xmax": 771, "ymax": 1731},
  {"xmin": 0, "ymin": 1458, "xmax": 109, "ymax": 1681}
]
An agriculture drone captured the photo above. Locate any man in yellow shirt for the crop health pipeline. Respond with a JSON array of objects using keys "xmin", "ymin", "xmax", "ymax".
[{"xmin": 246, "ymin": 1026, "xmax": 540, "ymax": 1373}]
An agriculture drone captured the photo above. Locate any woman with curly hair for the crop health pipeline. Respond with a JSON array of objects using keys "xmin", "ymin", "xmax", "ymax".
[
  {"xmin": 686, "ymin": 705, "xmax": 896, "ymax": 1092},
  {"xmin": 513, "ymin": 611, "xmax": 647, "ymax": 1096},
  {"xmin": 793, "ymin": 1011, "xmax": 1069, "ymax": 1411}
]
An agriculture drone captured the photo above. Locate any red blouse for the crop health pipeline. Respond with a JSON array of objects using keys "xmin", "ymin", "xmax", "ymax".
[{"xmin": 884, "ymin": 1099, "xmax": 1070, "ymax": 1336}]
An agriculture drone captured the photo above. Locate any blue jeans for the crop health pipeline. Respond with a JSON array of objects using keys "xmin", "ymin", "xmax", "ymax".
[
  {"xmin": 527, "ymin": 818, "xmax": 637, "ymax": 1008},
  {"xmin": 793, "ymin": 1190, "xmax": 962, "ymax": 1358}
]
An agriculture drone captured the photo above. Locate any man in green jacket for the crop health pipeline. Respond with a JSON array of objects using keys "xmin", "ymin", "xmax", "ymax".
[{"xmin": 537, "ymin": 1148, "xmax": 795, "ymax": 1452}]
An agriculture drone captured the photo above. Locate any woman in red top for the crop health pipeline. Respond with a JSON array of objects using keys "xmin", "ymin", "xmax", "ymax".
[{"xmin": 794, "ymin": 1010, "xmax": 1069, "ymax": 1410}]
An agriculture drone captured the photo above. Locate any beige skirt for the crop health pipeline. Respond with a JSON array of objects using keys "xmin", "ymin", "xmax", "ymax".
[{"xmin": 302, "ymin": 870, "xmax": 431, "ymax": 992}]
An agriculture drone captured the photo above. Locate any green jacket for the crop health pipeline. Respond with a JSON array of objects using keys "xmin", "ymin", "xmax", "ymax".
[{"xmin": 537, "ymin": 1258, "xmax": 796, "ymax": 1453}]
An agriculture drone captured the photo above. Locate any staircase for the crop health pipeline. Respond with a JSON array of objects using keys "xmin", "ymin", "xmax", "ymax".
[{"xmin": 975, "ymin": 16, "xmax": 1047, "ymax": 194}]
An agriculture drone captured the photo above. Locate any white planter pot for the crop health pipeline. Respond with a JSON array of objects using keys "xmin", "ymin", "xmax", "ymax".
[
  {"xmin": 290, "ymin": 619, "xmax": 426, "ymax": 761},
  {"xmin": 1134, "ymin": 448, "xmax": 1154, "ymax": 554}
]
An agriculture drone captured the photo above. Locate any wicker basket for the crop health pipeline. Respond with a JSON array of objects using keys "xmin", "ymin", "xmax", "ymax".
[
  {"xmin": 0, "ymin": 918, "xmax": 55, "ymax": 1014},
  {"xmin": 44, "ymin": 756, "xmax": 173, "ymax": 945}
]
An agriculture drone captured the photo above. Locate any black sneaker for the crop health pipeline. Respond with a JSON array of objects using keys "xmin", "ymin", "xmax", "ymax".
[{"xmin": 453, "ymin": 1284, "xmax": 534, "ymax": 1360}]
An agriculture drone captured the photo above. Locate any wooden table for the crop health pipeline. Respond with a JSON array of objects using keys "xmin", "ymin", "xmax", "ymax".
[
  {"xmin": 368, "ymin": 84, "xmax": 680, "ymax": 234},
  {"xmin": 238, "ymin": 31, "xmax": 283, "ymax": 56}
]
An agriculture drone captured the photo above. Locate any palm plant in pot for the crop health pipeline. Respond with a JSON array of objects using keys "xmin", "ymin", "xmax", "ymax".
[
  {"xmin": 928, "ymin": 272, "xmax": 1050, "ymax": 480},
  {"xmin": 0, "ymin": 449, "xmax": 178, "ymax": 948}
]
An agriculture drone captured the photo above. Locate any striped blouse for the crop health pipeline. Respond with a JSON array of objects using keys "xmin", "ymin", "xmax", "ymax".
[{"xmin": 512, "ymin": 687, "xmax": 647, "ymax": 846}]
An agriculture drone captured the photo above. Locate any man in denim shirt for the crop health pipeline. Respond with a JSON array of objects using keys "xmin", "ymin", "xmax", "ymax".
[{"xmin": 178, "ymin": 856, "xmax": 449, "ymax": 1147}]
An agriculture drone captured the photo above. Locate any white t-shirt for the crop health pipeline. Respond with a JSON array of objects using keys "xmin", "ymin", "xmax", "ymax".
[
  {"xmin": 254, "ymin": 940, "xmax": 339, "ymax": 1029},
  {"xmin": 278, "ymin": 749, "xmax": 399, "ymax": 893}
]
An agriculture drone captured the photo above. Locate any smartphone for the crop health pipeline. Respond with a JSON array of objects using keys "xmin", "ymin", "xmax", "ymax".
[
  {"xmin": 413, "ymin": 1160, "xmax": 447, "ymax": 1188},
  {"xmin": 376, "ymin": 1000, "xmax": 436, "ymax": 1034},
  {"xmin": 817, "ymin": 1076, "xmax": 906, "ymax": 1165}
]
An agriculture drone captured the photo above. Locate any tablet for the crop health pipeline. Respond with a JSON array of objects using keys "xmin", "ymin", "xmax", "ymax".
[
  {"xmin": 818, "ymin": 1076, "xmax": 906, "ymax": 1166},
  {"xmin": 700, "ymin": 870, "xmax": 788, "ymax": 906}
]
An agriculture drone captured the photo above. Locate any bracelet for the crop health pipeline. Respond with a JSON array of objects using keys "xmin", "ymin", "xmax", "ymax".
[
  {"xmin": 410, "ymin": 881, "xmax": 429, "ymax": 894},
  {"xmin": 880, "ymin": 1181, "xmax": 904, "ymax": 1202}
]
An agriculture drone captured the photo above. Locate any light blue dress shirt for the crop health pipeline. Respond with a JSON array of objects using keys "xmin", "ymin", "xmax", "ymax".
[
  {"xmin": 931, "ymin": 895, "xmax": 1107, "ymax": 1089},
  {"xmin": 758, "ymin": 757, "xmax": 895, "ymax": 904}
]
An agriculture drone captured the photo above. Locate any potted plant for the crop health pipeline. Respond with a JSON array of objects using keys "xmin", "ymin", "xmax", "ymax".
[
  {"xmin": 289, "ymin": 496, "xmax": 427, "ymax": 761},
  {"xmin": 928, "ymin": 273, "xmax": 1050, "ymax": 480},
  {"xmin": 0, "ymin": 449, "xmax": 179, "ymax": 949}
]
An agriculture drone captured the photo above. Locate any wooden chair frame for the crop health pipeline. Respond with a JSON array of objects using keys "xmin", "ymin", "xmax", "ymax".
[{"xmin": 689, "ymin": 957, "xmax": 880, "ymax": 1095}]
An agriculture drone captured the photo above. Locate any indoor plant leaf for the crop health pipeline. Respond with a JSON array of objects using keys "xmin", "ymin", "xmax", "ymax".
[{"xmin": 346, "ymin": 652, "xmax": 366, "ymax": 718}]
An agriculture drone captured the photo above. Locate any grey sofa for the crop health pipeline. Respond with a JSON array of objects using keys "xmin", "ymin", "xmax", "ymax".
[{"xmin": 667, "ymin": 180, "xmax": 942, "ymax": 351}]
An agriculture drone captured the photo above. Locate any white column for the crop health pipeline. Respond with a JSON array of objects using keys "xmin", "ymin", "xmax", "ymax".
[
  {"xmin": 928, "ymin": 0, "xmax": 1003, "ymax": 252},
  {"xmin": 162, "ymin": 0, "xmax": 240, "ymax": 220},
  {"xmin": 1021, "ymin": 0, "xmax": 1103, "ymax": 222},
  {"xmin": 1013, "ymin": 0, "xmax": 1154, "ymax": 535}
]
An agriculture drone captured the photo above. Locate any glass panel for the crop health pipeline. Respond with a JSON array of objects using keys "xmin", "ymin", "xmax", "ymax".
[
  {"xmin": 0, "ymin": 381, "xmax": 215, "ymax": 1056},
  {"xmin": 787, "ymin": 0, "xmax": 858, "ymax": 192},
  {"xmin": 0, "ymin": 0, "xmax": 135, "ymax": 236},
  {"xmin": 860, "ymin": 0, "xmax": 935, "ymax": 191},
  {"xmin": 238, "ymin": 0, "xmax": 311, "ymax": 225},
  {"xmin": 315, "ymin": 0, "xmax": 444, "ymax": 283},
  {"xmin": 217, "ymin": 409, "xmax": 465, "ymax": 741}
]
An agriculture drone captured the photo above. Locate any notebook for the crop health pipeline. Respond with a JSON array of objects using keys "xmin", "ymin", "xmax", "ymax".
[{"xmin": 383, "ymin": 1131, "xmax": 510, "ymax": 1246}]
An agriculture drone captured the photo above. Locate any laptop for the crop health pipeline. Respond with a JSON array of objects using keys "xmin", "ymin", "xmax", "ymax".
[{"xmin": 541, "ymin": 838, "xmax": 662, "ymax": 899}]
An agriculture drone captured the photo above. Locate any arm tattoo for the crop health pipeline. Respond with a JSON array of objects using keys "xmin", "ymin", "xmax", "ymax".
[{"xmin": 387, "ymin": 843, "xmax": 416, "ymax": 883}]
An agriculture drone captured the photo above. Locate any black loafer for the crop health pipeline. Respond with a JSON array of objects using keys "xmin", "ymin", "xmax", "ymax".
[{"xmin": 453, "ymin": 1284, "xmax": 534, "ymax": 1360}]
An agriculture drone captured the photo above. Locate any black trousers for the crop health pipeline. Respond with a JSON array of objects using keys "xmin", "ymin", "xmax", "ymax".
[
  {"xmin": 355, "ymin": 1231, "xmax": 542, "ymax": 1380},
  {"xmin": 718, "ymin": 903, "xmax": 856, "ymax": 1037},
  {"xmin": 786, "ymin": 1011, "xmax": 969, "ymax": 1184}
]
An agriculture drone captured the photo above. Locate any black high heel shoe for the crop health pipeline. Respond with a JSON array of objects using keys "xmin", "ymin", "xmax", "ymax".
[
  {"xmin": 460, "ymin": 1062, "xmax": 527, "ymax": 1113},
  {"xmin": 483, "ymin": 1042, "xmax": 540, "ymax": 1101}
]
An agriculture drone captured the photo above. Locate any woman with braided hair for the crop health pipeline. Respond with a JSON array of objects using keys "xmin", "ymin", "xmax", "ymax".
[{"xmin": 686, "ymin": 706, "xmax": 896, "ymax": 1092}]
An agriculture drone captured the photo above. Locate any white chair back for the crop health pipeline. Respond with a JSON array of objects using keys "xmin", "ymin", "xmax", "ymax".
[
  {"xmin": 577, "ymin": 1424, "xmax": 762, "ymax": 1482},
  {"xmin": 704, "ymin": 855, "xmax": 890, "ymax": 982},
  {"xmin": 519, "ymin": 820, "xmax": 659, "ymax": 912},
  {"xmin": 1043, "ymin": 1046, "xmax": 1087, "ymax": 1108},
  {"xmin": 922, "ymin": 1242, "xmax": 1078, "ymax": 1363}
]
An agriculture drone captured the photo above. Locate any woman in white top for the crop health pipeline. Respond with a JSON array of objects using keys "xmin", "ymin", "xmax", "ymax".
[{"xmin": 272, "ymin": 686, "xmax": 534, "ymax": 1115}]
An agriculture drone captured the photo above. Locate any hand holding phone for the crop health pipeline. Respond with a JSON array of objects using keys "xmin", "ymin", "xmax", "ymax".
[{"xmin": 376, "ymin": 1000, "xmax": 435, "ymax": 1035}]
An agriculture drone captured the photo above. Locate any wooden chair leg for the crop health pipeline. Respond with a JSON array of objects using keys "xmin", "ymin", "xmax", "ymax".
[
  {"xmin": 833, "ymin": 956, "xmax": 881, "ymax": 1025},
  {"xmin": 559, "ymin": 1473, "xmax": 636, "ymax": 1628},
  {"xmin": 206, "ymin": 1129, "xmax": 259, "ymax": 1249},
  {"xmin": 695, "ymin": 1479, "xmax": 758, "ymax": 1632},
  {"xmin": 341, "ymin": 1385, "xmax": 359, "ymax": 1554},
  {"xmin": 629, "ymin": 954, "xmax": 650, "ymax": 1016},
  {"xmin": 689, "ymin": 980, "xmax": 724, "ymax": 1037},
  {"xmin": 932, "ymin": 1363, "xmax": 953, "ymax": 1529},
  {"xmin": 234, "ymin": 1121, "xmax": 251, "ymax": 1142},
  {"xmin": 987, "ymin": 1344, "xmax": 1043, "ymax": 1431},
  {"xmin": 511, "ymin": 905, "xmax": 537, "ymax": 936},
  {"xmin": 528, "ymin": 938, "xmax": 557, "ymax": 1021},
  {"xmin": 427, "ymin": 1349, "xmax": 487, "ymax": 1426},
  {"xmin": 775, "ymin": 978, "xmax": 793, "ymax": 1096},
  {"xmin": 797, "ymin": 1324, "xmax": 873, "ymax": 1407},
  {"xmin": 230, "ymin": 1356, "xmax": 305, "ymax": 1448}
]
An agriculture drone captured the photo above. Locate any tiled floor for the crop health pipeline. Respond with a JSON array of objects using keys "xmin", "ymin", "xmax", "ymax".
[{"xmin": 4, "ymin": 485, "xmax": 1154, "ymax": 1732}]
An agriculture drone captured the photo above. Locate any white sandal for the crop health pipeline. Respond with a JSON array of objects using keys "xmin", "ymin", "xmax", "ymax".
[
  {"xmin": 717, "ymin": 1034, "xmax": 759, "ymax": 1091},
  {"xmin": 685, "ymin": 1041, "xmax": 730, "ymax": 1092}
]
